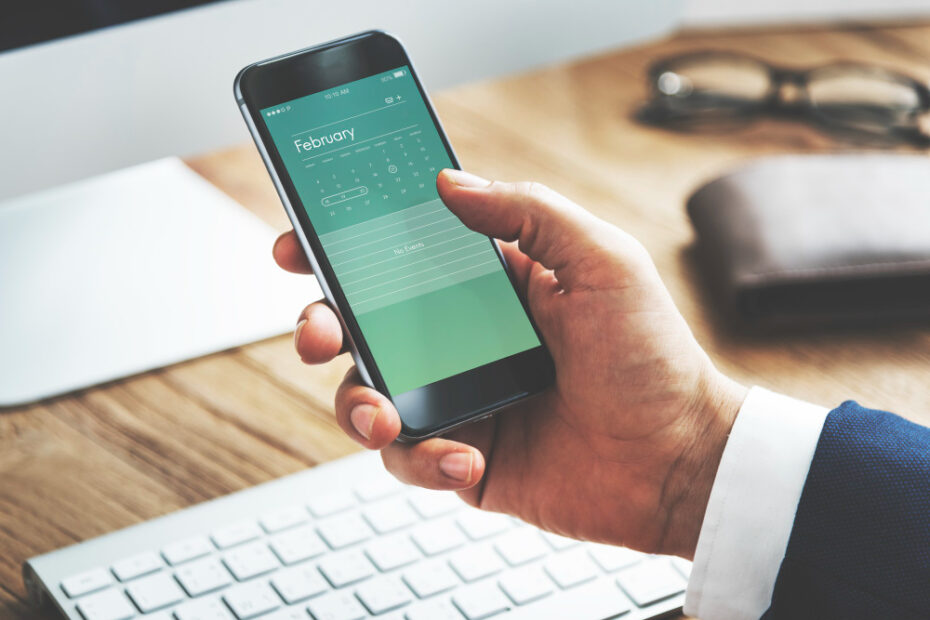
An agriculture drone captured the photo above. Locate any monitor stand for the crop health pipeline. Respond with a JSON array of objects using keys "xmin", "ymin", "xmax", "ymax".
[{"xmin": 0, "ymin": 158, "xmax": 318, "ymax": 407}]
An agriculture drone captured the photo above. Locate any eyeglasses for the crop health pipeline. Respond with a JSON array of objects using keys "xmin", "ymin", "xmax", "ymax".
[{"xmin": 637, "ymin": 51, "xmax": 930, "ymax": 147}]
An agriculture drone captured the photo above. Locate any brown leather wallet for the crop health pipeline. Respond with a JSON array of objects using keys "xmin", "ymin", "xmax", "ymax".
[{"xmin": 687, "ymin": 154, "xmax": 930, "ymax": 329}]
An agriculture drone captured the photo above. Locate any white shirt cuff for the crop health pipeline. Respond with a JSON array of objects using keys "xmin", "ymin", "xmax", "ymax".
[{"xmin": 683, "ymin": 387, "xmax": 829, "ymax": 620}]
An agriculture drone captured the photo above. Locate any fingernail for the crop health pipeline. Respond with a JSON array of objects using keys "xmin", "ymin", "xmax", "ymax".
[
  {"xmin": 439, "ymin": 452, "xmax": 473, "ymax": 483},
  {"xmin": 350, "ymin": 404, "xmax": 379, "ymax": 441},
  {"xmin": 294, "ymin": 319, "xmax": 307, "ymax": 350},
  {"xmin": 442, "ymin": 169, "xmax": 491, "ymax": 188}
]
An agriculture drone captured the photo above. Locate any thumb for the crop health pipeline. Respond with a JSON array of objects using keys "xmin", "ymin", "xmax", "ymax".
[{"xmin": 437, "ymin": 169, "xmax": 603, "ymax": 290}]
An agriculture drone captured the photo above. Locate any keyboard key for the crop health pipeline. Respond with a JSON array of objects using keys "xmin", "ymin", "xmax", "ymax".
[
  {"xmin": 354, "ymin": 574, "xmax": 412, "ymax": 614},
  {"xmin": 587, "ymin": 544, "xmax": 643, "ymax": 573},
  {"xmin": 163, "ymin": 536, "xmax": 214, "ymax": 565},
  {"xmin": 125, "ymin": 571, "xmax": 186, "ymax": 612},
  {"xmin": 540, "ymin": 531, "xmax": 579, "ymax": 551},
  {"xmin": 364, "ymin": 533, "xmax": 421, "ymax": 572},
  {"xmin": 498, "ymin": 565, "xmax": 554, "ymax": 605},
  {"xmin": 212, "ymin": 520, "xmax": 263, "ymax": 549},
  {"xmin": 306, "ymin": 590, "xmax": 368, "ymax": 620},
  {"xmin": 504, "ymin": 577, "xmax": 631, "ymax": 620},
  {"xmin": 448, "ymin": 545, "xmax": 506, "ymax": 582},
  {"xmin": 318, "ymin": 549, "xmax": 376, "ymax": 588},
  {"xmin": 542, "ymin": 549, "xmax": 599, "ymax": 589},
  {"xmin": 355, "ymin": 475, "xmax": 404, "ymax": 502},
  {"xmin": 269, "ymin": 524, "xmax": 328, "ymax": 565},
  {"xmin": 61, "ymin": 567, "xmax": 113, "ymax": 598},
  {"xmin": 493, "ymin": 529, "xmax": 548, "ymax": 566},
  {"xmin": 452, "ymin": 581, "xmax": 512, "ymax": 620},
  {"xmin": 616, "ymin": 559, "xmax": 687, "ymax": 607},
  {"xmin": 141, "ymin": 612, "xmax": 175, "ymax": 620},
  {"xmin": 404, "ymin": 598, "xmax": 465, "ymax": 620},
  {"xmin": 410, "ymin": 519, "xmax": 467, "ymax": 556},
  {"xmin": 402, "ymin": 560, "xmax": 459, "ymax": 598},
  {"xmin": 455, "ymin": 511, "xmax": 511, "ymax": 541},
  {"xmin": 111, "ymin": 551, "xmax": 163, "ymax": 582},
  {"xmin": 175, "ymin": 557, "xmax": 233, "ymax": 597},
  {"xmin": 362, "ymin": 497, "xmax": 418, "ymax": 534},
  {"xmin": 261, "ymin": 609, "xmax": 309, "ymax": 620},
  {"xmin": 407, "ymin": 489, "xmax": 462, "ymax": 519},
  {"xmin": 174, "ymin": 596, "xmax": 236, "ymax": 620},
  {"xmin": 271, "ymin": 563, "xmax": 329, "ymax": 604},
  {"xmin": 307, "ymin": 491, "xmax": 356, "ymax": 518},
  {"xmin": 74, "ymin": 588, "xmax": 135, "ymax": 620},
  {"xmin": 260, "ymin": 505, "xmax": 310, "ymax": 533},
  {"xmin": 223, "ymin": 581, "xmax": 282, "ymax": 619},
  {"xmin": 223, "ymin": 541, "xmax": 280, "ymax": 581},
  {"xmin": 260, "ymin": 609, "xmax": 308, "ymax": 620},
  {"xmin": 317, "ymin": 513, "xmax": 373, "ymax": 549}
]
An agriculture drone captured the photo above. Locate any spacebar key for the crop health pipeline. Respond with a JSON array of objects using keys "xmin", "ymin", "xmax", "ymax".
[{"xmin": 505, "ymin": 578, "xmax": 632, "ymax": 620}]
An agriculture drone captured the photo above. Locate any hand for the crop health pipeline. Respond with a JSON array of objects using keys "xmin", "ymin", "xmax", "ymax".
[{"xmin": 273, "ymin": 169, "xmax": 747, "ymax": 558}]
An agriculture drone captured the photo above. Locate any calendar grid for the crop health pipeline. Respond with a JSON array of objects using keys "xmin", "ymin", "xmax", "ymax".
[{"xmin": 320, "ymin": 200, "xmax": 501, "ymax": 314}]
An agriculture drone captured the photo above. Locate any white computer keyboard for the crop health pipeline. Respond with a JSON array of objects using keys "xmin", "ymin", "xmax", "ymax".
[{"xmin": 24, "ymin": 451, "xmax": 689, "ymax": 620}]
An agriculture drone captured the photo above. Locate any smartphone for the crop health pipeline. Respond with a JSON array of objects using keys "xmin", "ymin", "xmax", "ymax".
[{"xmin": 234, "ymin": 31, "xmax": 553, "ymax": 440}]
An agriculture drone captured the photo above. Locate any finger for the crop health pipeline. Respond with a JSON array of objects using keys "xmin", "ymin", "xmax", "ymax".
[
  {"xmin": 498, "ymin": 241, "xmax": 533, "ymax": 297},
  {"xmin": 382, "ymin": 438, "xmax": 485, "ymax": 491},
  {"xmin": 437, "ymin": 169, "xmax": 604, "ymax": 289},
  {"xmin": 294, "ymin": 301, "xmax": 344, "ymax": 364},
  {"xmin": 526, "ymin": 261, "xmax": 561, "ymax": 323},
  {"xmin": 273, "ymin": 230, "xmax": 314, "ymax": 274},
  {"xmin": 334, "ymin": 367, "xmax": 402, "ymax": 449}
]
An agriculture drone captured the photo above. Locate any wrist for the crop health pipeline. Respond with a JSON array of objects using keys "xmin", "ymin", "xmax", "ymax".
[{"xmin": 659, "ymin": 370, "xmax": 748, "ymax": 558}]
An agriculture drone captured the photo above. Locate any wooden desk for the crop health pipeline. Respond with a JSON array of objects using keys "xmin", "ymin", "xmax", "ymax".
[{"xmin": 3, "ymin": 21, "xmax": 930, "ymax": 618}]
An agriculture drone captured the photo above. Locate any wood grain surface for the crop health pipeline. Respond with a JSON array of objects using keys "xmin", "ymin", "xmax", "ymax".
[{"xmin": 2, "ymin": 21, "xmax": 929, "ymax": 619}]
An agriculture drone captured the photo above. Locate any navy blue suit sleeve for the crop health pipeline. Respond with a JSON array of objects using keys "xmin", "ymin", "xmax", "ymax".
[{"xmin": 762, "ymin": 401, "xmax": 930, "ymax": 620}]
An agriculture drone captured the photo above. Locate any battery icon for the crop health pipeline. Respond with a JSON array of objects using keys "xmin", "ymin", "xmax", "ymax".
[{"xmin": 393, "ymin": 70, "xmax": 405, "ymax": 78}]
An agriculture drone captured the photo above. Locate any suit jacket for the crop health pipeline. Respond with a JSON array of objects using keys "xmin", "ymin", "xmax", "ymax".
[{"xmin": 763, "ymin": 401, "xmax": 930, "ymax": 619}]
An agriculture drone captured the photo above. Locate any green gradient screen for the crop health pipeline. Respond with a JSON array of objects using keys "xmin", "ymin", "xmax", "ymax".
[{"xmin": 262, "ymin": 67, "xmax": 539, "ymax": 395}]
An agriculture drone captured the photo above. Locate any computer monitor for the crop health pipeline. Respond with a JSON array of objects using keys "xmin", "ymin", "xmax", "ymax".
[{"xmin": 0, "ymin": 0, "xmax": 682, "ymax": 200}]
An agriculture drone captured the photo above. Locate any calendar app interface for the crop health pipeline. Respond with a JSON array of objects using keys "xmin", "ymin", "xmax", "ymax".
[{"xmin": 262, "ymin": 67, "xmax": 540, "ymax": 395}]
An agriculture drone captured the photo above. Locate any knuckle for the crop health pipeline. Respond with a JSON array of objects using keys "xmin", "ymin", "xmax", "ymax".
[
  {"xmin": 299, "ymin": 300, "xmax": 326, "ymax": 322},
  {"xmin": 514, "ymin": 180, "xmax": 553, "ymax": 202},
  {"xmin": 335, "ymin": 369, "xmax": 360, "ymax": 398},
  {"xmin": 380, "ymin": 447, "xmax": 412, "ymax": 480},
  {"xmin": 342, "ymin": 382, "xmax": 365, "ymax": 400},
  {"xmin": 616, "ymin": 233, "xmax": 653, "ymax": 266},
  {"xmin": 597, "ymin": 237, "xmax": 656, "ymax": 280}
]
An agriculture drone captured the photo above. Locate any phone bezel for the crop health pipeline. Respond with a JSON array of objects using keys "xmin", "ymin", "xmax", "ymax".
[{"xmin": 234, "ymin": 30, "xmax": 553, "ymax": 440}]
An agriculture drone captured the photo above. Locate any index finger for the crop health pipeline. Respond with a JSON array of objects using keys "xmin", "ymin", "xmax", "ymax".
[
  {"xmin": 272, "ymin": 230, "xmax": 314, "ymax": 274},
  {"xmin": 498, "ymin": 240, "xmax": 532, "ymax": 298}
]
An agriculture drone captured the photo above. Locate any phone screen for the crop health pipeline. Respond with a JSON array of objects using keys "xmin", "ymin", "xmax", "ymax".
[{"xmin": 261, "ymin": 66, "xmax": 540, "ymax": 396}]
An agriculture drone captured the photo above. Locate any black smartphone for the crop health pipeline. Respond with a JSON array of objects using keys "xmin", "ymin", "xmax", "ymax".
[{"xmin": 234, "ymin": 31, "xmax": 553, "ymax": 440}]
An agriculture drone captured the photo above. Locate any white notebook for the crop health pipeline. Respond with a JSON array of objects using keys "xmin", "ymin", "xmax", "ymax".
[{"xmin": 0, "ymin": 157, "xmax": 318, "ymax": 406}]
